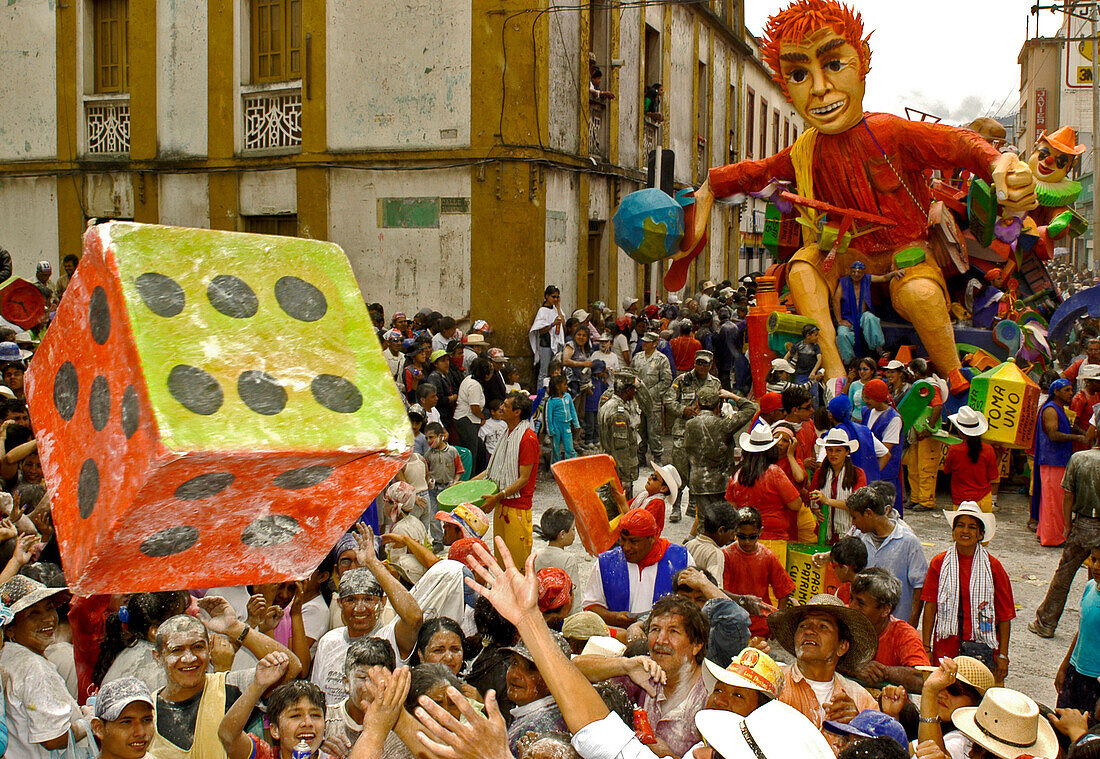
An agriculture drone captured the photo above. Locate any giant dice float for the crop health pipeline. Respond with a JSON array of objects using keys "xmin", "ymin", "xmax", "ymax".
[{"xmin": 26, "ymin": 222, "xmax": 410, "ymax": 594}]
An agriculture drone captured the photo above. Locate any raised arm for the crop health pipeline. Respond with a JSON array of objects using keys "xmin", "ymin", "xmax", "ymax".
[
  {"xmin": 464, "ymin": 538, "xmax": 614, "ymax": 733},
  {"xmin": 219, "ymin": 653, "xmax": 290, "ymax": 759},
  {"xmin": 198, "ymin": 596, "xmax": 301, "ymax": 682},
  {"xmin": 355, "ymin": 523, "xmax": 423, "ymax": 659}
]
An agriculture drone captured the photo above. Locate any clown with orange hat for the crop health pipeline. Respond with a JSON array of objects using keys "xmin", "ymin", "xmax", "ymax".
[{"xmin": 1024, "ymin": 126, "xmax": 1089, "ymax": 252}]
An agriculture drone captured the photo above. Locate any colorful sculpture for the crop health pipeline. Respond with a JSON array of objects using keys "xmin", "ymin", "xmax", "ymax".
[
  {"xmin": 967, "ymin": 359, "xmax": 1040, "ymax": 449},
  {"xmin": 26, "ymin": 222, "xmax": 410, "ymax": 594},
  {"xmin": 1021, "ymin": 127, "xmax": 1089, "ymax": 259},
  {"xmin": 678, "ymin": 0, "xmax": 1038, "ymax": 394}
]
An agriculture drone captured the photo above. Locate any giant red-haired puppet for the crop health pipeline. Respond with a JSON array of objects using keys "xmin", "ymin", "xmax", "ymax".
[{"xmin": 679, "ymin": 0, "xmax": 1036, "ymax": 393}]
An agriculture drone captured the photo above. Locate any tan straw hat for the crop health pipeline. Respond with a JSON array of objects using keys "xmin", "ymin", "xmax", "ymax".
[
  {"xmin": 952, "ymin": 688, "xmax": 1059, "ymax": 759},
  {"xmin": 916, "ymin": 656, "xmax": 995, "ymax": 694},
  {"xmin": 767, "ymin": 594, "xmax": 879, "ymax": 674}
]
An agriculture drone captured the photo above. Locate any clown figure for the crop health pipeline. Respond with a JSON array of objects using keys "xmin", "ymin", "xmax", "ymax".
[{"xmin": 680, "ymin": 0, "xmax": 1037, "ymax": 394}]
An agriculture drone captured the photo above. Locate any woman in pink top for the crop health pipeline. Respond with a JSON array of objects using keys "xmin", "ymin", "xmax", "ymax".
[{"xmin": 725, "ymin": 422, "xmax": 801, "ymax": 540}]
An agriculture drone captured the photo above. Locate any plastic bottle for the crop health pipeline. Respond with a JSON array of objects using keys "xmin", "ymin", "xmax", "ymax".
[
  {"xmin": 292, "ymin": 740, "xmax": 312, "ymax": 759},
  {"xmin": 633, "ymin": 707, "xmax": 657, "ymax": 745}
]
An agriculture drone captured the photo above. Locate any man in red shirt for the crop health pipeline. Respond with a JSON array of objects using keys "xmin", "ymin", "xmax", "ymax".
[
  {"xmin": 1062, "ymin": 337, "xmax": 1100, "ymax": 384},
  {"xmin": 722, "ymin": 507, "xmax": 795, "ymax": 637},
  {"xmin": 478, "ymin": 391, "xmax": 540, "ymax": 565},
  {"xmin": 674, "ymin": 0, "xmax": 1037, "ymax": 394},
  {"xmin": 1069, "ymin": 363, "xmax": 1100, "ymax": 443},
  {"xmin": 847, "ymin": 568, "xmax": 928, "ymax": 692},
  {"xmin": 669, "ymin": 319, "xmax": 703, "ymax": 372}
]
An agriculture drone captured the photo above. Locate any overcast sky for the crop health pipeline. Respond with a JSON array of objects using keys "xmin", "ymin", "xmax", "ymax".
[{"xmin": 744, "ymin": 0, "xmax": 1057, "ymax": 125}]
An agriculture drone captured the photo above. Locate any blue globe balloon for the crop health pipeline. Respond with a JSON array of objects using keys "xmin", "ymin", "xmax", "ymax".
[{"xmin": 613, "ymin": 188, "xmax": 684, "ymax": 265}]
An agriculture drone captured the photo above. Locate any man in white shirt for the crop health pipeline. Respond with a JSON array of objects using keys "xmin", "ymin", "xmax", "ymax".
[
  {"xmin": 582, "ymin": 509, "xmax": 694, "ymax": 629},
  {"xmin": 381, "ymin": 329, "xmax": 404, "ymax": 379},
  {"xmin": 310, "ymin": 529, "xmax": 423, "ymax": 704}
]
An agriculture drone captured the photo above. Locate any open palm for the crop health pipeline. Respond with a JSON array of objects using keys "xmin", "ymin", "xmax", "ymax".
[{"xmin": 463, "ymin": 538, "xmax": 538, "ymax": 625}]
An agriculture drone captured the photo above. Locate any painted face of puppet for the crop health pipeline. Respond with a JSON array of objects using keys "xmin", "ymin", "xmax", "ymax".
[
  {"xmin": 779, "ymin": 27, "xmax": 867, "ymax": 134},
  {"xmin": 1028, "ymin": 141, "xmax": 1074, "ymax": 184}
]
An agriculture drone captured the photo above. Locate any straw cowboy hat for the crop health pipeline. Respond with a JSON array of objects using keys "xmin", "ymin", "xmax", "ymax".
[
  {"xmin": 916, "ymin": 656, "xmax": 995, "ymax": 695},
  {"xmin": 945, "ymin": 501, "xmax": 997, "ymax": 542},
  {"xmin": 0, "ymin": 576, "xmax": 67, "ymax": 619},
  {"xmin": 816, "ymin": 427, "xmax": 860, "ymax": 455},
  {"xmin": 1038, "ymin": 126, "xmax": 1087, "ymax": 156},
  {"xmin": 952, "ymin": 688, "xmax": 1059, "ymax": 759},
  {"xmin": 694, "ymin": 701, "xmax": 834, "ymax": 759},
  {"xmin": 740, "ymin": 422, "xmax": 778, "ymax": 453},
  {"xmin": 767, "ymin": 593, "xmax": 879, "ymax": 674},
  {"xmin": 652, "ymin": 462, "xmax": 682, "ymax": 506},
  {"xmin": 949, "ymin": 405, "xmax": 989, "ymax": 437}
]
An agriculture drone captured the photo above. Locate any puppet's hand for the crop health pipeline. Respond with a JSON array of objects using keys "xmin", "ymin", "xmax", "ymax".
[{"xmin": 991, "ymin": 153, "xmax": 1037, "ymax": 216}]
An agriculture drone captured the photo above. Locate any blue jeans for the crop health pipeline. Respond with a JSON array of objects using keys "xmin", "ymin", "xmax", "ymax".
[{"xmin": 836, "ymin": 311, "xmax": 885, "ymax": 363}]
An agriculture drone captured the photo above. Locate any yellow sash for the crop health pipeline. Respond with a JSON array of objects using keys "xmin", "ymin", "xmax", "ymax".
[{"xmin": 148, "ymin": 671, "xmax": 230, "ymax": 759}]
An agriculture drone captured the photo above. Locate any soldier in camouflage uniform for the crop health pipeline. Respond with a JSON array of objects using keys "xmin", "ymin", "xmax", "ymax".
[
  {"xmin": 602, "ymin": 367, "xmax": 662, "ymax": 468},
  {"xmin": 630, "ymin": 332, "xmax": 672, "ymax": 466},
  {"xmin": 598, "ymin": 372, "xmax": 641, "ymax": 496},
  {"xmin": 663, "ymin": 349, "xmax": 722, "ymax": 522},
  {"xmin": 684, "ymin": 385, "xmax": 758, "ymax": 535}
]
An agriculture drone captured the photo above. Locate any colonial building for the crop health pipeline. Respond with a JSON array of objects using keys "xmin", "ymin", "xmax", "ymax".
[{"xmin": 0, "ymin": 0, "xmax": 750, "ymax": 363}]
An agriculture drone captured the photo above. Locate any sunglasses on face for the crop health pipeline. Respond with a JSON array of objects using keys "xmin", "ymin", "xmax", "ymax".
[{"xmin": 736, "ymin": 533, "xmax": 760, "ymax": 542}]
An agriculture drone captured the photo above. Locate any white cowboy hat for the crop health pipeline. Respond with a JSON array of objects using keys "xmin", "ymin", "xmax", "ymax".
[
  {"xmin": 771, "ymin": 358, "xmax": 796, "ymax": 374},
  {"xmin": 949, "ymin": 405, "xmax": 989, "ymax": 437},
  {"xmin": 694, "ymin": 702, "xmax": 833, "ymax": 759},
  {"xmin": 816, "ymin": 427, "xmax": 860, "ymax": 454},
  {"xmin": 952, "ymin": 688, "xmax": 1059, "ymax": 759},
  {"xmin": 944, "ymin": 500, "xmax": 997, "ymax": 542},
  {"xmin": 580, "ymin": 635, "xmax": 626, "ymax": 657},
  {"xmin": 1080, "ymin": 363, "xmax": 1100, "ymax": 381},
  {"xmin": 652, "ymin": 462, "xmax": 681, "ymax": 506},
  {"xmin": 740, "ymin": 421, "xmax": 778, "ymax": 453}
]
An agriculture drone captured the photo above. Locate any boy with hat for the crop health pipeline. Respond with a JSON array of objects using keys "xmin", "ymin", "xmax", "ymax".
[
  {"xmin": 702, "ymin": 647, "xmax": 783, "ymax": 717},
  {"xmin": 721, "ymin": 507, "xmax": 794, "ymax": 638},
  {"xmin": 92, "ymin": 677, "xmax": 156, "ymax": 759}
]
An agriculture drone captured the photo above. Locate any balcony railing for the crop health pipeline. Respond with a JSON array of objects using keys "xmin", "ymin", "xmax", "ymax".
[
  {"xmin": 589, "ymin": 98, "xmax": 608, "ymax": 161},
  {"xmin": 85, "ymin": 95, "xmax": 130, "ymax": 156},
  {"xmin": 643, "ymin": 118, "xmax": 659, "ymax": 166},
  {"xmin": 242, "ymin": 83, "xmax": 302, "ymax": 152}
]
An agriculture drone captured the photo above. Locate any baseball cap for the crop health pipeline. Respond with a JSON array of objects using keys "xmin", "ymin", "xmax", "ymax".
[
  {"xmin": 824, "ymin": 710, "xmax": 908, "ymax": 751},
  {"xmin": 694, "ymin": 350, "xmax": 714, "ymax": 364},
  {"xmin": 95, "ymin": 677, "xmax": 155, "ymax": 722},
  {"xmin": 641, "ymin": 331, "xmax": 659, "ymax": 343},
  {"xmin": 472, "ymin": 319, "xmax": 491, "ymax": 333},
  {"xmin": 382, "ymin": 329, "xmax": 402, "ymax": 342},
  {"xmin": 430, "ymin": 349, "xmax": 448, "ymax": 364},
  {"xmin": 598, "ymin": 332, "xmax": 612, "ymax": 343},
  {"xmin": 36, "ymin": 261, "xmax": 51, "ymax": 274},
  {"xmin": 488, "ymin": 347, "xmax": 507, "ymax": 363},
  {"xmin": 884, "ymin": 359, "xmax": 905, "ymax": 371},
  {"xmin": 435, "ymin": 502, "xmax": 489, "ymax": 539}
]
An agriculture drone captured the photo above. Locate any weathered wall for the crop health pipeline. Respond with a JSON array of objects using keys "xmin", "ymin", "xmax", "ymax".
[
  {"xmin": 618, "ymin": 5, "xmax": 641, "ymax": 170},
  {"xmin": 158, "ymin": 0, "xmax": 209, "ymax": 157},
  {"xmin": 326, "ymin": 0, "xmax": 471, "ymax": 151},
  {"xmin": 85, "ymin": 173, "xmax": 134, "ymax": 219},
  {"xmin": 548, "ymin": 1, "xmax": 581, "ymax": 154},
  {"xmin": 669, "ymin": 6, "xmax": 693, "ymax": 186},
  {"xmin": 329, "ymin": 168, "xmax": 471, "ymax": 317},
  {"xmin": 545, "ymin": 169, "xmax": 581, "ymax": 314},
  {"xmin": 0, "ymin": 177, "xmax": 59, "ymax": 277},
  {"xmin": 239, "ymin": 170, "xmax": 297, "ymax": 215},
  {"xmin": 159, "ymin": 174, "xmax": 210, "ymax": 228},
  {"xmin": 0, "ymin": 2, "xmax": 56, "ymax": 161}
]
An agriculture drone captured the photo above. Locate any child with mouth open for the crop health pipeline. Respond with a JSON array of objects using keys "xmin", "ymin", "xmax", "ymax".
[{"xmin": 220, "ymin": 652, "xmax": 327, "ymax": 759}]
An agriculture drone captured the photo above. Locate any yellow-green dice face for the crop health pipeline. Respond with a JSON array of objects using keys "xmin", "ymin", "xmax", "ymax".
[{"xmin": 107, "ymin": 223, "xmax": 410, "ymax": 453}]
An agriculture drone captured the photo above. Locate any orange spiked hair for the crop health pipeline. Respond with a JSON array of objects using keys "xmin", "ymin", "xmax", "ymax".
[{"xmin": 762, "ymin": 0, "xmax": 873, "ymax": 102}]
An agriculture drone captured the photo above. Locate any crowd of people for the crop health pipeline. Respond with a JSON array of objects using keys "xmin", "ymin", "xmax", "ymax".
[{"xmin": 4, "ymin": 265, "xmax": 1100, "ymax": 759}]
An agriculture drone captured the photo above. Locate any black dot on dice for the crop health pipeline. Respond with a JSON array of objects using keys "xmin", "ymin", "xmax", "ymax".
[
  {"xmin": 77, "ymin": 458, "xmax": 99, "ymax": 519},
  {"xmin": 89, "ymin": 286, "xmax": 111, "ymax": 345},
  {"xmin": 89, "ymin": 375, "xmax": 110, "ymax": 431},
  {"xmin": 275, "ymin": 276, "xmax": 327, "ymax": 322},
  {"xmin": 168, "ymin": 365, "xmax": 223, "ymax": 415},
  {"xmin": 238, "ymin": 370, "xmax": 287, "ymax": 416},
  {"xmin": 54, "ymin": 362, "xmax": 79, "ymax": 421},
  {"xmin": 140, "ymin": 525, "xmax": 199, "ymax": 557},
  {"xmin": 274, "ymin": 464, "xmax": 334, "ymax": 490},
  {"xmin": 311, "ymin": 374, "xmax": 362, "ymax": 413},
  {"xmin": 207, "ymin": 275, "xmax": 258, "ymax": 319},
  {"xmin": 174, "ymin": 472, "xmax": 235, "ymax": 500},
  {"xmin": 241, "ymin": 515, "xmax": 300, "ymax": 548},
  {"xmin": 135, "ymin": 273, "xmax": 186, "ymax": 317},
  {"xmin": 121, "ymin": 385, "xmax": 140, "ymax": 438}
]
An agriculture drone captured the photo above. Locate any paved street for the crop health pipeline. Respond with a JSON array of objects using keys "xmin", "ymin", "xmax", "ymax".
[{"xmin": 516, "ymin": 454, "xmax": 1080, "ymax": 705}]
